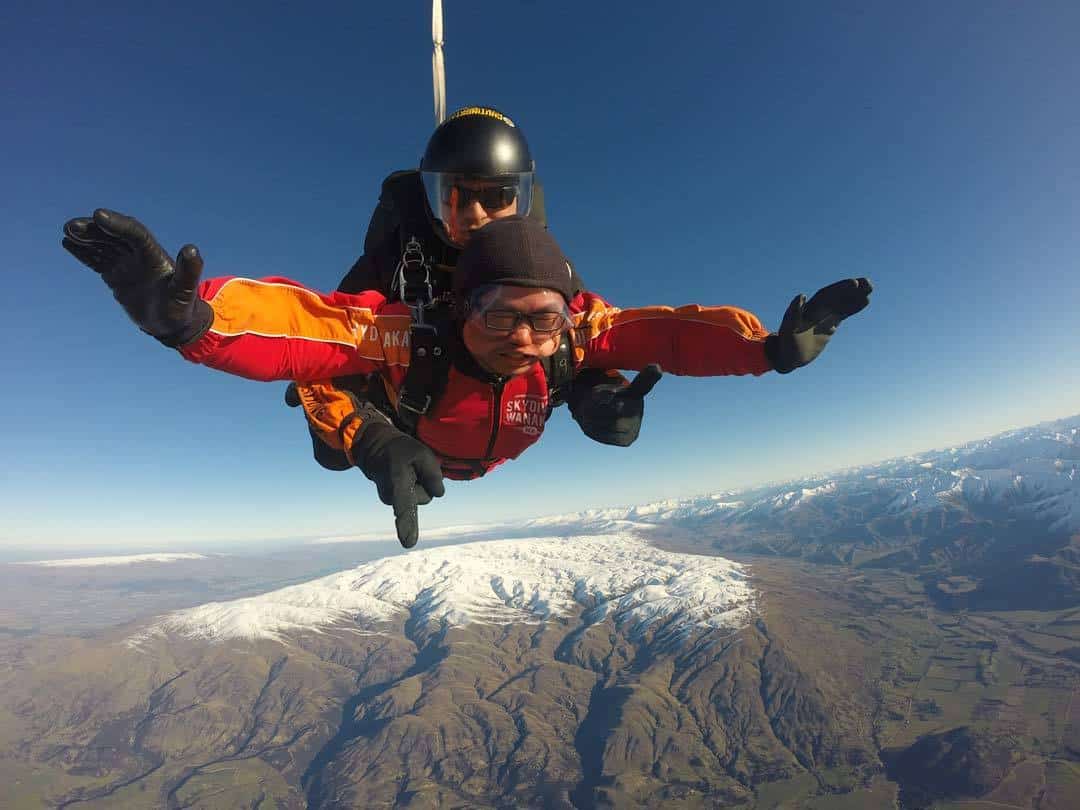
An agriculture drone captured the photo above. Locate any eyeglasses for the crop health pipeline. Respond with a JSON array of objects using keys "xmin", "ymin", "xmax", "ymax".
[
  {"xmin": 481, "ymin": 309, "xmax": 569, "ymax": 335},
  {"xmin": 442, "ymin": 183, "xmax": 519, "ymax": 211}
]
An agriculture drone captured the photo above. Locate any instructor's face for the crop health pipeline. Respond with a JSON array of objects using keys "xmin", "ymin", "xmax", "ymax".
[
  {"xmin": 445, "ymin": 179, "xmax": 519, "ymax": 245},
  {"xmin": 462, "ymin": 286, "xmax": 570, "ymax": 377}
]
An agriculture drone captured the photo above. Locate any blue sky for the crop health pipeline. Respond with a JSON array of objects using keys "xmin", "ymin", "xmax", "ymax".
[{"xmin": 2, "ymin": 1, "xmax": 1078, "ymax": 552}]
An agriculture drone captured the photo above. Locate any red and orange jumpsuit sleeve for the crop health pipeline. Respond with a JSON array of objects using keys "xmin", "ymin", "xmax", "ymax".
[
  {"xmin": 178, "ymin": 276, "xmax": 414, "ymax": 462},
  {"xmin": 571, "ymin": 292, "xmax": 773, "ymax": 376},
  {"xmin": 179, "ymin": 276, "xmax": 411, "ymax": 380}
]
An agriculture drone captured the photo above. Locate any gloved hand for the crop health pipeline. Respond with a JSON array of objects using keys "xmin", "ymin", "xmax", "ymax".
[
  {"xmin": 350, "ymin": 414, "xmax": 445, "ymax": 549},
  {"xmin": 62, "ymin": 208, "xmax": 213, "ymax": 346},
  {"xmin": 566, "ymin": 364, "xmax": 663, "ymax": 447},
  {"xmin": 765, "ymin": 278, "xmax": 873, "ymax": 373}
]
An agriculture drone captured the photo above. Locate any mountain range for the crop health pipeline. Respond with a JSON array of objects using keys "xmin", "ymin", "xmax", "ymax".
[
  {"xmin": 503, "ymin": 415, "xmax": 1080, "ymax": 611},
  {"xmin": 1, "ymin": 415, "xmax": 1077, "ymax": 808}
]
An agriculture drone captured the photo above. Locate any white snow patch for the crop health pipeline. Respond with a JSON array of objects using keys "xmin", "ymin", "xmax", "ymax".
[
  {"xmin": 134, "ymin": 535, "xmax": 753, "ymax": 644},
  {"xmin": 15, "ymin": 553, "xmax": 208, "ymax": 568},
  {"xmin": 768, "ymin": 481, "xmax": 837, "ymax": 510},
  {"xmin": 312, "ymin": 523, "xmax": 499, "ymax": 544}
]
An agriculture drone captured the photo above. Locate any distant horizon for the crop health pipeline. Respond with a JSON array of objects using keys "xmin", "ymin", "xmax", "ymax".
[{"xmin": 5, "ymin": 408, "xmax": 1075, "ymax": 560}]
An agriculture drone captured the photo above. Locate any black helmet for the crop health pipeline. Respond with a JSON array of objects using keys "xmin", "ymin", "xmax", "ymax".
[{"xmin": 420, "ymin": 106, "xmax": 535, "ymax": 247}]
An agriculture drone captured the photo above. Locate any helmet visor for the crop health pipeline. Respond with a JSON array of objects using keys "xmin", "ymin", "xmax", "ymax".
[{"xmin": 422, "ymin": 171, "xmax": 534, "ymax": 247}]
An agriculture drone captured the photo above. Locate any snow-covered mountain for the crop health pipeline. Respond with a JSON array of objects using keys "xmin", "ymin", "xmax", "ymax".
[
  {"xmin": 292, "ymin": 416, "xmax": 1080, "ymax": 617},
  {"xmin": 511, "ymin": 416, "xmax": 1080, "ymax": 536},
  {"xmin": 139, "ymin": 416, "xmax": 1080, "ymax": 646},
  {"xmin": 136, "ymin": 533, "xmax": 753, "ymax": 643},
  {"xmin": 12, "ymin": 418, "xmax": 1079, "ymax": 809}
]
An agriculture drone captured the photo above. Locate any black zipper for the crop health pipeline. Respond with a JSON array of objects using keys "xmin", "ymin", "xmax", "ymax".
[{"xmin": 483, "ymin": 377, "xmax": 507, "ymax": 460}]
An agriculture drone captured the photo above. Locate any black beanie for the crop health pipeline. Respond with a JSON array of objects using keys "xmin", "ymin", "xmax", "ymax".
[{"xmin": 452, "ymin": 216, "xmax": 575, "ymax": 304}]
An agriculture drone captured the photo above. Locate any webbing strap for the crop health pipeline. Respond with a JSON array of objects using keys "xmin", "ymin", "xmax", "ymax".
[
  {"xmin": 541, "ymin": 333, "xmax": 574, "ymax": 410},
  {"xmin": 395, "ymin": 322, "xmax": 452, "ymax": 435}
]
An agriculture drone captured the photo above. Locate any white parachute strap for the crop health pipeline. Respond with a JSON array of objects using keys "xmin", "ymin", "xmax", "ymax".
[{"xmin": 432, "ymin": 0, "xmax": 446, "ymax": 125}]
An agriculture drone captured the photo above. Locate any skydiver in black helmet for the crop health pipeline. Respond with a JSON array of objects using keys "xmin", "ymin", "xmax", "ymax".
[{"xmin": 286, "ymin": 106, "xmax": 661, "ymax": 503}]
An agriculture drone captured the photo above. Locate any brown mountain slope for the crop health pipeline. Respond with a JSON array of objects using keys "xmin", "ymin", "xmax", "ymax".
[{"xmin": 2, "ymin": 557, "xmax": 1077, "ymax": 808}]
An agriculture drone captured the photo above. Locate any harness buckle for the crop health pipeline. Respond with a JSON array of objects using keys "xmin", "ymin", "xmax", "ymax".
[
  {"xmin": 398, "ymin": 393, "xmax": 433, "ymax": 416},
  {"xmin": 393, "ymin": 236, "xmax": 435, "ymax": 324}
]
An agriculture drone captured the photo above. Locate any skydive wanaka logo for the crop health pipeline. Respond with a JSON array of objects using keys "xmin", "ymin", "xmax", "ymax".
[{"xmin": 503, "ymin": 394, "xmax": 547, "ymax": 436}]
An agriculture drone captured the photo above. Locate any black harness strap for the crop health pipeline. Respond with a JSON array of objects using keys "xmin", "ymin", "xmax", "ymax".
[
  {"xmin": 395, "ymin": 319, "xmax": 453, "ymax": 434},
  {"xmin": 540, "ymin": 333, "xmax": 575, "ymax": 413},
  {"xmin": 390, "ymin": 235, "xmax": 457, "ymax": 436}
]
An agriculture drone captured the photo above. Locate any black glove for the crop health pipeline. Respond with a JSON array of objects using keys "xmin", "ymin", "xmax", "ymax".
[
  {"xmin": 62, "ymin": 208, "xmax": 213, "ymax": 347},
  {"xmin": 350, "ymin": 412, "xmax": 445, "ymax": 549},
  {"xmin": 765, "ymin": 278, "xmax": 873, "ymax": 373},
  {"xmin": 566, "ymin": 365, "xmax": 663, "ymax": 447}
]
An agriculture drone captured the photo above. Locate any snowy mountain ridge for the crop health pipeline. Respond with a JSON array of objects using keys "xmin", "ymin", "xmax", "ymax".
[
  {"xmin": 135, "ymin": 534, "xmax": 753, "ymax": 643},
  {"xmin": 135, "ymin": 417, "xmax": 1077, "ymax": 643},
  {"xmin": 513, "ymin": 416, "xmax": 1080, "ymax": 534}
]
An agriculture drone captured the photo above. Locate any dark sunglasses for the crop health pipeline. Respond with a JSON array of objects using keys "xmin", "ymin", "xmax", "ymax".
[
  {"xmin": 482, "ymin": 309, "xmax": 568, "ymax": 335},
  {"xmin": 442, "ymin": 183, "xmax": 519, "ymax": 211}
]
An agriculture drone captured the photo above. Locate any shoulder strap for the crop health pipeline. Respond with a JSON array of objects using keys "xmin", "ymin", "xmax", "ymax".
[
  {"xmin": 541, "ymin": 333, "xmax": 575, "ymax": 412},
  {"xmin": 394, "ymin": 307, "xmax": 455, "ymax": 435},
  {"xmin": 528, "ymin": 175, "xmax": 548, "ymax": 227},
  {"xmin": 381, "ymin": 170, "xmax": 431, "ymax": 255}
]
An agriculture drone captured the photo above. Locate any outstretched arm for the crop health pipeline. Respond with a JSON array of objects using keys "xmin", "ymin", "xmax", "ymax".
[
  {"xmin": 574, "ymin": 298, "xmax": 773, "ymax": 376},
  {"xmin": 178, "ymin": 275, "xmax": 405, "ymax": 381},
  {"xmin": 574, "ymin": 279, "xmax": 872, "ymax": 376},
  {"xmin": 62, "ymin": 208, "xmax": 406, "ymax": 382}
]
